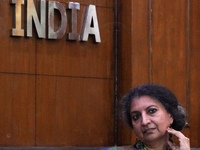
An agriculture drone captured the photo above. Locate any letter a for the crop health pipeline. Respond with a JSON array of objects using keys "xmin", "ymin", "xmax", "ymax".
[{"xmin": 80, "ymin": 5, "xmax": 101, "ymax": 43}]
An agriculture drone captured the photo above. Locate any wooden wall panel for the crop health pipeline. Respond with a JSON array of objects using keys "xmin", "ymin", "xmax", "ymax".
[
  {"xmin": 151, "ymin": 0, "xmax": 190, "ymax": 144},
  {"xmin": 35, "ymin": 1, "xmax": 115, "ymax": 147},
  {"xmin": 37, "ymin": 4, "xmax": 114, "ymax": 78},
  {"xmin": 0, "ymin": 0, "xmax": 36, "ymax": 74},
  {"xmin": 131, "ymin": 0, "xmax": 150, "ymax": 93},
  {"xmin": 0, "ymin": 0, "xmax": 115, "ymax": 148},
  {"xmin": 118, "ymin": 0, "xmax": 200, "ymax": 148},
  {"xmin": 118, "ymin": 0, "xmax": 151, "ymax": 145},
  {"xmin": 189, "ymin": 0, "xmax": 200, "ymax": 147},
  {"xmin": 152, "ymin": 0, "xmax": 188, "ymax": 105},
  {"xmin": 36, "ymin": 76, "xmax": 114, "ymax": 146},
  {"xmin": 130, "ymin": 0, "xmax": 151, "ymax": 143},
  {"xmin": 0, "ymin": 74, "xmax": 35, "ymax": 146},
  {"xmin": 117, "ymin": 0, "xmax": 133, "ymax": 145}
]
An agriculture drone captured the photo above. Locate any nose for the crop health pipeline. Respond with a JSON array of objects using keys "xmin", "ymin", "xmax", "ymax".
[{"xmin": 141, "ymin": 113, "xmax": 151, "ymax": 126}]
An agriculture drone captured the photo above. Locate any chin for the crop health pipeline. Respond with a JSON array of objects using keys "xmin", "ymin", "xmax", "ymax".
[
  {"xmin": 142, "ymin": 133, "xmax": 162, "ymax": 141},
  {"xmin": 142, "ymin": 133, "xmax": 167, "ymax": 144}
]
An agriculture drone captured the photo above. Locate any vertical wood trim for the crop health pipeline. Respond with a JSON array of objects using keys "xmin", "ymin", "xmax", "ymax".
[
  {"xmin": 149, "ymin": 0, "xmax": 153, "ymax": 83},
  {"xmin": 35, "ymin": 0, "xmax": 38, "ymax": 146},
  {"xmin": 189, "ymin": 0, "xmax": 200, "ymax": 146},
  {"xmin": 117, "ymin": 0, "xmax": 133, "ymax": 145},
  {"xmin": 114, "ymin": 0, "xmax": 119, "ymax": 145},
  {"xmin": 186, "ymin": 0, "xmax": 191, "ymax": 126}
]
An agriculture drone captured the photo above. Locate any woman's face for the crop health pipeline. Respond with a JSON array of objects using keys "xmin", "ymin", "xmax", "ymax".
[{"xmin": 130, "ymin": 96, "xmax": 173, "ymax": 144}]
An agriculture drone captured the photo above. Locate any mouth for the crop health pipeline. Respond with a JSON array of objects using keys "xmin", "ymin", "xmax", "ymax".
[{"xmin": 142, "ymin": 128, "xmax": 156, "ymax": 134}]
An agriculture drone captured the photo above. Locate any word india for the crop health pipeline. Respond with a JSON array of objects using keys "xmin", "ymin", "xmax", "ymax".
[{"xmin": 11, "ymin": 0, "xmax": 101, "ymax": 43}]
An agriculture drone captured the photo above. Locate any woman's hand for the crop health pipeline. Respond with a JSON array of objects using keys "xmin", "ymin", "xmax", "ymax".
[{"xmin": 167, "ymin": 127, "xmax": 190, "ymax": 150}]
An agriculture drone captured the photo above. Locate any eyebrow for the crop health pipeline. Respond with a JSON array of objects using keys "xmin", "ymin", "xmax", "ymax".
[
  {"xmin": 130, "ymin": 105, "xmax": 158, "ymax": 115},
  {"xmin": 146, "ymin": 105, "xmax": 158, "ymax": 110}
]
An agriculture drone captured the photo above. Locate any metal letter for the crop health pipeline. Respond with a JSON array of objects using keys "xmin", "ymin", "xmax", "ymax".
[
  {"xmin": 48, "ymin": 1, "xmax": 67, "ymax": 39},
  {"xmin": 11, "ymin": 0, "xmax": 24, "ymax": 36},
  {"xmin": 67, "ymin": 2, "xmax": 80, "ymax": 41},
  {"xmin": 27, "ymin": 0, "xmax": 46, "ymax": 38},
  {"xmin": 80, "ymin": 5, "xmax": 101, "ymax": 43}
]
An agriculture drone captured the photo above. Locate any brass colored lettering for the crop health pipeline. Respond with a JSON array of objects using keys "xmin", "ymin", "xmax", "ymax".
[{"xmin": 11, "ymin": 0, "xmax": 24, "ymax": 36}]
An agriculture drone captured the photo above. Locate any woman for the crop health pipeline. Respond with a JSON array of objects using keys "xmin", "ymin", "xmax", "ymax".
[{"xmin": 108, "ymin": 84, "xmax": 190, "ymax": 150}]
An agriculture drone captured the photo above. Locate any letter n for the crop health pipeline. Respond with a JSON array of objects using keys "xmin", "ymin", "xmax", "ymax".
[{"xmin": 27, "ymin": 0, "xmax": 46, "ymax": 38}]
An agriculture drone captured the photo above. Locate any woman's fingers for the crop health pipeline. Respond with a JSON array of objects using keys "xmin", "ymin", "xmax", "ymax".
[
  {"xmin": 167, "ymin": 128, "xmax": 184, "ymax": 138},
  {"xmin": 167, "ymin": 128, "xmax": 190, "ymax": 150}
]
